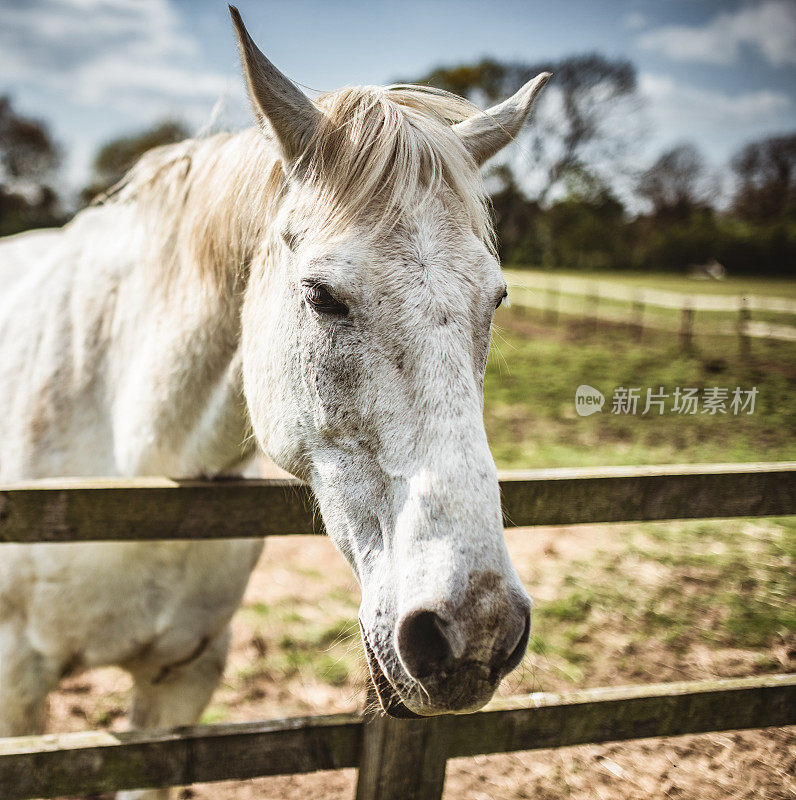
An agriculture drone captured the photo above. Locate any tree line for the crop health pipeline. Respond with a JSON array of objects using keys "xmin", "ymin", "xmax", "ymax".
[
  {"xmin": 414, "ymin": 56, "xmax": 794, "ymax": 276},
  {"xmin": 1, "ymin": 51, "xmax": 793, "ymax": 274},
  {"xmin": 0, "ymin": 103, "xmax": 188, "ymax": 238}
]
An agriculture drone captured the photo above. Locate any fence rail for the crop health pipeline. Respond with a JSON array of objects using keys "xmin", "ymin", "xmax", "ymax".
[
  {"xmin": 2, "ymin": 674, "xmax": 793, "ymax": 800},
  {"xmin": 1, "ymin": 462, "xmax": 794, "ymax": 800},
  {"xmin": 1, "ymin": 462, "xmax": 794, "ymax": 543},
  {"xmin": 511, "ymin": 274, "xmax": 796, "ymax": 314}
]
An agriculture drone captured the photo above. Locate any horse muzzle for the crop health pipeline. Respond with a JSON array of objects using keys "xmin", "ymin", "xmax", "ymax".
[{"xmin": 360, "ymin": 596, "xmax": 531, "ymax": 718}]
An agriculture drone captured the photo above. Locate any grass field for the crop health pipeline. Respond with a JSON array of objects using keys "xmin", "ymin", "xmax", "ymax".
[{"xmin": 486, "ymin": 304, "xmax": 796, "ymax": 468}]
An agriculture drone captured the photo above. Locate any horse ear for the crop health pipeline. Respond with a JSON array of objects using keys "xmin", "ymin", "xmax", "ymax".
[
  {"xmin": 452, "ymin": 73, "xmax": 551, "ymax": 166},
  {"xmin": 229, "ymin": 5, "xmax": 320, "ymax": 164}
]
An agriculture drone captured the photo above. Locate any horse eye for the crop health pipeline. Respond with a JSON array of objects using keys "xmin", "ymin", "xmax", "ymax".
[
  {"xmin": 305, "ymin": 284, "xmax": 349, "ymax": 316},
  {"xmin": 496, "ymin": 290, "xmax": 508, "ymax": 309}
]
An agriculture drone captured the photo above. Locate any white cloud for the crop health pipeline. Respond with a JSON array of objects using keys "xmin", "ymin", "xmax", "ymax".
[
  {"xmin": 0, "ymin": 0, "xmax": 251, "ymax": 194},
  {"xmin": 638, "ymin": 72, "xmax": 792, "ymax": 166},
  {"xmin": 638, "ymin": 1, "xmax": 796, "ymax": 67},
  {"xmin": 0, "ymin": 0, "xmax": 237, "ymax": 116},
  {"xmin": 622, "ymin": 12, "xmax": 647, "ymax": 32},
  {"xmin": 640, "ymin": 73, "xmax": 791, "ymax": 122}
]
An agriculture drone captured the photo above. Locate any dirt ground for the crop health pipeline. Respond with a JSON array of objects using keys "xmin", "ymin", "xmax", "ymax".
[{"xmin": 48, "ymin": 523, "xmax": 794, "ymax": 800}]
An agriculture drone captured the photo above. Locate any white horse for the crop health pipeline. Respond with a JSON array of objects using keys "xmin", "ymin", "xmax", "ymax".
[{"xmin": 0, "ymin": 7, "xmax": 549, "ymax": 797}]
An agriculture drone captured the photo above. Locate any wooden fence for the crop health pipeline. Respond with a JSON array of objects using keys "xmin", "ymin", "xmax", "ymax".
[
  {"xmin": 1, "ymin": 462, "xmax": 794, "ymax": 799},
  {"xmin": 507, "ymin": 274, "xmax": 796, "ymax": 346}
]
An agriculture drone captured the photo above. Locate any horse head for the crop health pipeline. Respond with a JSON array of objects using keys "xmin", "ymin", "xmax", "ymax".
[{"xmin": 231, "ymin": 6, "xmax": 549, "ymax": 717}]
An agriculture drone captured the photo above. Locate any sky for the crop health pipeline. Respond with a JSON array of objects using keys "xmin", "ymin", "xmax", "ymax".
[{"xmin": 1, "ymin": 0, "xmax": 795, "ymax": 199}]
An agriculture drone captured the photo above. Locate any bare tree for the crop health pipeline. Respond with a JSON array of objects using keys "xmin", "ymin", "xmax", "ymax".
[
  {"xmin": 412, "ymin": 53, "xmax": 640, "ymax": 202},
  {"xmin": 731, "ymin": 133, "xmax": 796, "ymax": 222},
  {"xmin": 636, "ymin": 143, "xmax": 710, "ymax": 221}
]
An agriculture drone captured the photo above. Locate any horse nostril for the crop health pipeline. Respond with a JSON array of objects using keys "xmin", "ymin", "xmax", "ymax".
[
  {"xmin": 502, "ymin": 605, "xmax": 532, "ymax": 675},
  {"xmin": 396, "ymin": 609, "xmax": 456, "ymax": 680}
]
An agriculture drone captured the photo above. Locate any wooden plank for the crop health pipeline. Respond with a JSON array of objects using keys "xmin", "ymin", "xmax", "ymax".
[
  {"xmin": 631, "ymin": 293, "xmax": 644, "ymax": 339},
  {"xmin": 1, "ymin": 675, "xmax": 792, "ymax": 799},
  {"xmin": 498, "ymin": 462, "xmax": 796, "ymax": 528},
  {"xmin": 355, "ymin": 689, "xmax": 448, "ymax": 800},
  {"xmin": 445, "ymin": 673, "xmax": 796, "ymax": 759},
  {"xmin": 0, "ymin": 463, "xmax": 794, "ymax": 543},
  {"xmin": 0, "ymin": 712, "xmax": 363, "ymax": 800},
  {"xmin": 0, "ymin": 675, "xmax": 792, "ymax": 799},
  {"xmin": 0, "ymin": 478, "xmax": 320, "ymax": 542},
  {"xmin": 738, "ymin": 296, "xmax": 751, "ymax": 357},
  {"xmin": 679, "ymin": 304, "xmax": 694, "ymax": 350}
]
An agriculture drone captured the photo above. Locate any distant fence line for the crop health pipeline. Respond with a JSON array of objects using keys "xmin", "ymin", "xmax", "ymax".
[{"xmin": 508, "ymin": 274, "xmax": 796, "ymax": 345}]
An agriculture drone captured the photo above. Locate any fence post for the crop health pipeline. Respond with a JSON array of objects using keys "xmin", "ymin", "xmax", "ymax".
[
  {"xmin": 738, "ymin": 296, "xmax": 750, "ymax": 357},
  {"xmin": 355, "ymin": 687, "xmax": 449, "ymax": 800},
  {"xmin": 680, "ymin": 302, "xmax": 694, "ymax": 351},
  {"xmin": 631, "ymin": 292, "xmax": 644, "ymax": 340},
  {"xmin": 585, "ymin": 287, "xmax": 599, "ymax": 331},
  {"xmin": 544, "ymin": 281, "xmax": 559, "ymax": 325},
  {"xmin": 513, "ymin": 288, "xmax": 527, "ymax": 318}
]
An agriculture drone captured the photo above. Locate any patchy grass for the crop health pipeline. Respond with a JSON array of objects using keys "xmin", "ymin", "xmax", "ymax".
[
  {"xmin": 485, "ymin": 304, "xmax": 796, "ymax": 468},
  {"xmin": 50, "ymin": 517, "xmax": 794, "ymax": 800},
  {"xmin": 218, "ymin": 519, "xmax": 794, "ymax": 708},
  {"xmin": 520, "ymin": 517, "xmax": 795, "ymax": 693},
  {"xmin": 233, "ymin": 596, "xmax": 361, "ymax": 693}
]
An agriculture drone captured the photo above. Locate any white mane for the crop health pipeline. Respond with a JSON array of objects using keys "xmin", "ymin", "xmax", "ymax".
[{"xmin": 93, "ymin": 84, "xmax": 495, "ymax": 291}]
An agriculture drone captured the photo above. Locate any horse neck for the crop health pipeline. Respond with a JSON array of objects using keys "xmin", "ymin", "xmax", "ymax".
[{"xmin": 106, "ymin": 131, "xmax": 283, "ymax": 476}]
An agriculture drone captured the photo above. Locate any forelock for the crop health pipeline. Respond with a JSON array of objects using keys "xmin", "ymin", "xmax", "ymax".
[{"xmin": 298, "ymin": 85, "xmax": 495, "ymax": 250}]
